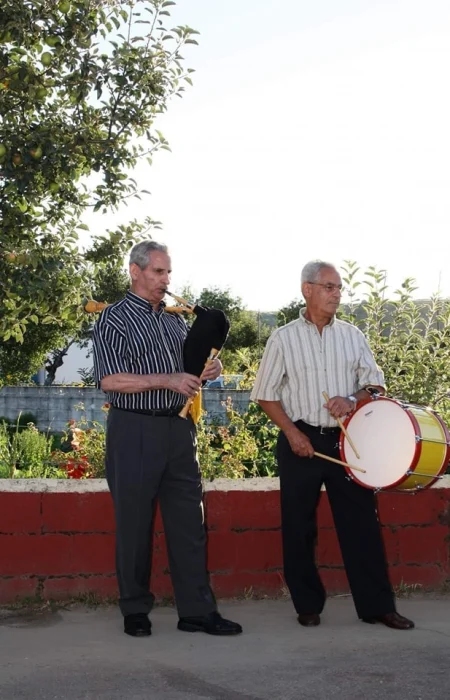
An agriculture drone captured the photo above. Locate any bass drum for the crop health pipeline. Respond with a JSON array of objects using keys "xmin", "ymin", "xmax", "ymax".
[{"xmin": 339, "ymin": 397, "xmax": 450, "ymax": 491}]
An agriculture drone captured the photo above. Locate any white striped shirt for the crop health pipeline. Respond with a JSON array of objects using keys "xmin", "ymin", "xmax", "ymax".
[
  {"xmin": 250, "ymin": 309, "xmax": 385, "ymax": 427},
  {"xmin": 93, "ymin": 291, "xmax": 187, "ymax": 410}
]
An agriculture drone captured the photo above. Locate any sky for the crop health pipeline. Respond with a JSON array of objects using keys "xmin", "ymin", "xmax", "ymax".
[{"xmin": 82, "ymin": 0, "xmax": 450, "ymax": 312}]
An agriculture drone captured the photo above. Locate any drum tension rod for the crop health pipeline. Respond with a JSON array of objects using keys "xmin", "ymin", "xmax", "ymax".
[{"xmin": 414, "ymin": 436, "xmax": 450, "ymax": 445}]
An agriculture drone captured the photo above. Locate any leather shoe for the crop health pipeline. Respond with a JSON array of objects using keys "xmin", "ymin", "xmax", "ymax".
[
  {"xmin": 124, "ymin": 613, "xmax": 152, "ymax": 637},
  {"xmin": 178, "ymin": 611, "xmax": 242, "ymax": 635},
  {"xmin": 362, "ymin": 612, "xmax": 414, "ymax": 630},
  {"xmin": 297, "ymin": 613, "xmax": 321, "ymax": 627}
]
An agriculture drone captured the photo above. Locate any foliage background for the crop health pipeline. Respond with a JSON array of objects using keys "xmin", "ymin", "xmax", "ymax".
[
  {"xmin": 0, "ymin": 0, "xmax": 198, "ymax": 381},
  {"xmin": 2, "ymin": 261, "xmax": 450, "ymax": 479}
]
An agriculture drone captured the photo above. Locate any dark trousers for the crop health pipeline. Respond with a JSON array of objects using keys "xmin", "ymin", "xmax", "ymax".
[
  {"xmin": 277, "ymin": 422, "xmax": 396, "ymax": 619},
  {"xmin": 105, "ymin": 407, "xmax": 217, "ymax": 618}
]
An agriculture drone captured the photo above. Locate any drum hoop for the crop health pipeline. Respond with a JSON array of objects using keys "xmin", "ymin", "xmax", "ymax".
[
  {"xmin": 422, "ymin": 408, "xmax": 450, "ymax": 488},
  {"xmin": 340, "ymin": 396, "xmax": 423, "ymax": 489}
]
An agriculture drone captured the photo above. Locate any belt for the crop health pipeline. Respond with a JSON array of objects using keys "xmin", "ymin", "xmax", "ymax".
[
  {"xmin": 112, "ymin": 406, "xmax": 184, "ymax": 417},
  {"xmin": 297, "ymin": 420, "xmax": 341, "ymax": 435}
]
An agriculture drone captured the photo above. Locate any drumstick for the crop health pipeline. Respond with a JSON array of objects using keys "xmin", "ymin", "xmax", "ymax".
[
  {"xmin": 322, "ymin": 391, "xmax": 361, "ymax": 459},
  {"xmin": 314, "ymin": 451, "xmax": 366, "ymax": 474}
]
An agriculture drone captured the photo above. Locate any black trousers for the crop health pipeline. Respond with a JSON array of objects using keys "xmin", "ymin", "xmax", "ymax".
[
  {"xmin": 105, "ymin": 407, "xmax": 217, "ymax": 618},
  {"xmin": 277, "ymin": 422, "xmax": 396, "ymax": 619}
]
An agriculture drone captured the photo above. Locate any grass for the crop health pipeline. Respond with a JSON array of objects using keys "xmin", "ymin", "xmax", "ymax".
[
  {"xmin": 0, "ymin": 592, "xmax": 118, "ymax": 615},
  {"xmin": 3, "ymin": 577, "xmax": 449, "ymax": 614},
  {"xmin": 394, "ymin": 581, "xmax": 424, "ymax": 598},
  {"xmin": 0, "ymin": 591, "xmax": 178, "ymax": 613}
]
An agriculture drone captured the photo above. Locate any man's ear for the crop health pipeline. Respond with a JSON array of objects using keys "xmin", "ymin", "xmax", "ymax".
[
  {"xmin": 129, "ymin": 262, "xmax": 140, "ymax": 281},
  {"xmin": 301, "ymin": 282, "xmax": 310, "ymax": 300}
]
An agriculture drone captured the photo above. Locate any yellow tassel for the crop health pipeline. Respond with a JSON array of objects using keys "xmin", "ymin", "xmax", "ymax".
[{"xmin": 190, "ymin": 391, "xmax": 202, "ymax": 424}]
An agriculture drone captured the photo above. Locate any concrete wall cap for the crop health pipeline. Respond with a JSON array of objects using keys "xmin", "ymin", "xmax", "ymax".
[{"xmin": 1, "ymin": 475, "xmax": 449, "ymax": 493}]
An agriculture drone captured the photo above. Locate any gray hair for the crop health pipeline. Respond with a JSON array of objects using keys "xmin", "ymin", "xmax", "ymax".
[
  {"xmin": 301, "ymin": 260, "xmax": 337, "ymax": 284},
  {"xmin": 129, "ymin": 240, "xmax": 168, "ymax": 269}
]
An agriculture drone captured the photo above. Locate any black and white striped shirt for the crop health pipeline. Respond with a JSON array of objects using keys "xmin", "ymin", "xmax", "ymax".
[{"xmin": 93, "ymin": 291, "xmax": 188, "ymax": 410}]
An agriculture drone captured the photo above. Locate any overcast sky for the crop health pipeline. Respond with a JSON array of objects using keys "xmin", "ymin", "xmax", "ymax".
[{"xmin": 82, "ymin": 0, "xmax": 450, "ymax": 311}]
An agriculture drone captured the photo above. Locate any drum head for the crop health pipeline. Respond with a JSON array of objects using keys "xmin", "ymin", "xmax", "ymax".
[{"xmin": 341, "ymin": 399, "xmax": 417, "ymax": 489}]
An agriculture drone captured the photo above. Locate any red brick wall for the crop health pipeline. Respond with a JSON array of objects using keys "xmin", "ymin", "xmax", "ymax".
[{"xmin": 0, "ymin": 483, "xmax": 449, "ymax": 603}]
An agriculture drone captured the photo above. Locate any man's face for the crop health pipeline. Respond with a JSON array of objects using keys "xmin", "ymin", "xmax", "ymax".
[
  {"xmin": 130, "ymin": 251, "xmax": 172, "ymax": 303},
  {"xmin": 302, "ymin": 266, "xmax": 343, "ymax": 316}
]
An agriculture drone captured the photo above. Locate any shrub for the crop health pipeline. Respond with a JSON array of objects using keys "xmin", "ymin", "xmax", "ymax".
[
  {"xmin": 0, "ymin": 419, "xmax": 65, "ymax": 478},
  {"xmin": 50, "ymin": 405, "xmax": 107, "ymax": 478}
]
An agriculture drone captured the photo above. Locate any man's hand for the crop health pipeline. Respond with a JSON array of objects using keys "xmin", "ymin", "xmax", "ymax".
[
  {"xmin": 324, "ymin": 395, "xmax": 354, "ymax": 418},
  {"xmin": 168, "ymin": 373, "xmax": 202, "ymax": 397},
  {"xmin": 201, "ymin": 358, "xmax": 222, "ymax": 381},
  {"xmin": 285, "ymin": 427, "xmax": 315, "ymax": 458}
]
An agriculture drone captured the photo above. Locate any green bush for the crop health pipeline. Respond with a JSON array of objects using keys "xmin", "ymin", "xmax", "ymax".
[
  {"xmin": 48, "ymin": 402, "xmax": 107, "ymax": 478},
  {"xmin": 197, "ymin": 399, "xmax": 278, "ymax": 480},
  {"xmin": 0, "ymin": 412, "xmax": 38, "ymax": 433},
  {"xmin": 1, "ymin": 262, "xmax": 449, "ymax": 479},
  {"xmin": 0, "ymin": 420, "xmax": 66, "ymax": 478},
  {"xmin": 340, "ymin": 262, "xmax": 450, "ymax": 432}
]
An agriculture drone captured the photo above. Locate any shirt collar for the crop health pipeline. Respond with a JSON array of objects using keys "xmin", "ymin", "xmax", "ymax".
[
  {"xmin": 125, "ymin": 290, "xmax": 166, "ymax": 313},
  {"xmin": 298, "ymin": 307, "xmax": 335, "ymax": 327}
]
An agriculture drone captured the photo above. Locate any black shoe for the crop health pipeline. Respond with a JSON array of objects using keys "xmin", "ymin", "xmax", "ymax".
[
  {"xmin": 297, "ymin": 613, "xmax": 321, "ymax": 627},
  {"xmin": 124, "ymin": 613, "xmax": 152, "ymax": 637},
  {"xmin": 361, "ymin": 612, "xmax": 415, "ymax": 630},
  {"xmin": 177, "ymin": 611, "xmax": 243, "ymax": 636}
]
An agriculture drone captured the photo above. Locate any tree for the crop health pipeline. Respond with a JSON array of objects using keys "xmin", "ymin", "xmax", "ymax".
[
  {"xmin": 192, "ymin": 286, "xmax": 271, "ymax": 354},
  {"xmin": 277, "ymin": 298, "xmax": 305, "ymax": 326},
  {"xmin": 339, "ymin": 261, "xmax": 450, "ymax": 425},
  {"xmin": 0, "ymin": 219, "xmax": 153, "ymax": 383},
  {"xmin": 197, "ymin": 287, "xmax": 243, "ymax": 322},
  {"xmin": 224, "ymin": 310, "xmax": 271, "ymax": 354},
  {"xmin": 42, "ymin": 239, "xmax": 133, "ymax": 386},
  {"xmin": 42, "ymin": 222, "xmax": 144, "ymax": 385},
  {"xmin": 0, "ymin": 0, "xmax": 198, "ymax": 378}
]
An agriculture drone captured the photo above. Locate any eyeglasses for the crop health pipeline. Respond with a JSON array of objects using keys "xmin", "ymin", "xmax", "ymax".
[{"xmin": 307, "ymin": 282, "xmax": 345, "ymax": 293}]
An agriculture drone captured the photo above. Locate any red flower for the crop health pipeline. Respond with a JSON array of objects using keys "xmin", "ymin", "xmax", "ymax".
[{"xmin": 61, "ymin": 454, "xmax": 91, "ymax": 479}]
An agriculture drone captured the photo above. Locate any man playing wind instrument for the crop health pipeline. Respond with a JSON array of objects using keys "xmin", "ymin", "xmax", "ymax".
[{"xmin": 93, "ymin": 240, "xmax": 242, "ymax": 638}]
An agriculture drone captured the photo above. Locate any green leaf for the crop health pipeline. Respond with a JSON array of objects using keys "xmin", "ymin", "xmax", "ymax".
[{"xmin": 0, "ymin": 0, "xmax": 199, "ymax": 369}]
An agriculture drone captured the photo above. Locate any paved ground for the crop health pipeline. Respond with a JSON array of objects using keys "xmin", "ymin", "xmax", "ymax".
[{"xmin": 1, "ymin": 596, "xmax": 449, "ymax": 699}]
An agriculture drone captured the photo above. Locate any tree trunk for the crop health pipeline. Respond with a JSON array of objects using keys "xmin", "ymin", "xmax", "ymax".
[{"xmin": 44, "ymin": 341, "xmax": 74, "ymax": 385}]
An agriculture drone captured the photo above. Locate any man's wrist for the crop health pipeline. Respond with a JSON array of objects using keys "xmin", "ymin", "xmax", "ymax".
[
  {"xmin": 147, "ymin": 373, "xmax": 171, "ymax": 391},
  {"xmin": 347, "ymin": 394, "xmax": 358, "ymax": 410},
  {"xmin": 284, "ymin": 423, "xmax": 301, "ymax": 439}
]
